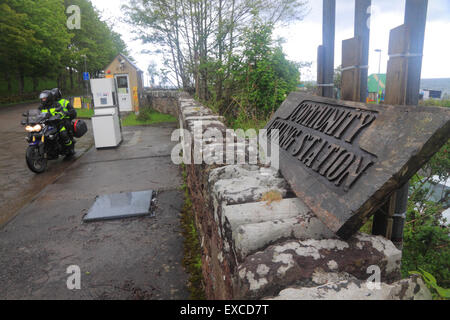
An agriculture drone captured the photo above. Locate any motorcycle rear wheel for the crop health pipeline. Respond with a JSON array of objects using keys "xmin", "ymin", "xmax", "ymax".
[{"xmin": 26, "ymin": 146, "xmax": 47, "ymax": 173}]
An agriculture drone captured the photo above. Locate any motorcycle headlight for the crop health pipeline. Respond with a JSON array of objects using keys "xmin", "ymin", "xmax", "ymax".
[{"xmin": 25, "ymin": 124, "xmax": 42, "ymax": 132}]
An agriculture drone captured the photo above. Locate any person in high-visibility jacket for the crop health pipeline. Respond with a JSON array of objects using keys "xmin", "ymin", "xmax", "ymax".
[
  {"xmin": 52, "ymin": 88, "xmax": 77, "ymax": 156},
  {"xmin": 52, "ymin": 88, "xmax": 77, "ymax": 120},
  {"xmin": 38, "ymin": 90, "xmax": 74, "ymax": 156}
]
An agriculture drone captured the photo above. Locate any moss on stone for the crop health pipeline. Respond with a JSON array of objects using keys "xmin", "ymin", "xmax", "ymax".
[{"xmin": 180, "ymin": 163, "xmax": 206, "ymax": 299}]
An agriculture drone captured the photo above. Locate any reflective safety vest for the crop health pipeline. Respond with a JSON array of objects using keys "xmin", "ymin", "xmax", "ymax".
[
  {"xmin": 58, "ymin": 99, "xmax": 69, "ymax": 108},
  {"xmin": 40, "ymin": 106, "xmax": 65, "ymax": 117},
  {"xmin": 40, "ymin": 105, "xmax": 68, "ymax": 132},
  {"xmin": 58, "ymin": 99, "xmax": 70, "ymax": 114}
]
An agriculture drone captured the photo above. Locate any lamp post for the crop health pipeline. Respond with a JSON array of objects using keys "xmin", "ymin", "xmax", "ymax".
[
  {"xmin": 375, "ymin": 49, "xmax": 382, "ymax": 103},
  {"xmin": 81, "ymin": 54, "xmax": 88, "ymax": 108}
]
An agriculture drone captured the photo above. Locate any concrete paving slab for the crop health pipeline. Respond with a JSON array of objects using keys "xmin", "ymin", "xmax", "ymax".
[
  {"xmin": 41, "ymin": 156, "xmax": 181, "ymax": 200},
  {"xmin": 80, "ymin": 123, "xmax": 178, "ymax": 164}
]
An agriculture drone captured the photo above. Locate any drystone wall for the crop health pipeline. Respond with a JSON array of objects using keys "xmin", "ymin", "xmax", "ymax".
[
  {"xmin": 144, "ymin": 90, "xmax": 180, "ymax": 117},
  {"xmin": 176, "ymin": 95, "xmax": 431, "ymax": 300}
]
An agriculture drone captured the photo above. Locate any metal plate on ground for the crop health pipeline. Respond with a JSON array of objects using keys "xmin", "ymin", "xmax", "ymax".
[{"xmin": 84, "ymin": 190, "xmax": 154, "ymax": 222}]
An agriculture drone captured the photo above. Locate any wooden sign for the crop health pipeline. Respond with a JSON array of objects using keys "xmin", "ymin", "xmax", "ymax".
[
  {"xmin": 265, "ymin": 93, "xmax": 450, "ymax": 239},
  {"xmin": 73, "ymin": 97, "xmax": 82, "ymax": 109}
]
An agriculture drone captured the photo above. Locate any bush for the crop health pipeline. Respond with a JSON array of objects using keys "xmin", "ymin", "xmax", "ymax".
[
  {"xmin": 401, "ymin": 141, "xmax": 450, "ymax": 289},
  {"xmin": 136, "ymin": 107, "xmax": 153, "ymax": 122},
  {"xmin": 419, "ymin": 99, "xmax": 450, "ymax": 108},
  {"xmin": 215, "ymin": 20, "xmax": 300, "ymax": 129}
]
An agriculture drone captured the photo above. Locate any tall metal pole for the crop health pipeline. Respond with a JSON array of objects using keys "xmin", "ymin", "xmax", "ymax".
[
  {"xmin": 322, "ymin": 0, "xmax": 336, "ymax": 98},
  {"xmin": 354, "ymin": 0, "xmax": 371, "ymax": 103},
  {"xmin": 83, "ymin": 55, "xmax": 88, "ymax": 107},
  {"xmin": 85, "ymin": 56, "xmax": 87, "ymax": 95}
]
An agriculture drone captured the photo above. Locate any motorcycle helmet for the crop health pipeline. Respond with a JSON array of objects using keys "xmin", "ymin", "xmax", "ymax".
[
  {"xmin": 51, "ymin": 88, "xmax": 62, "ymax": 101},
  {"xmin": 39, "ymin": 90, "xmax": 54, "ymax": 108}
]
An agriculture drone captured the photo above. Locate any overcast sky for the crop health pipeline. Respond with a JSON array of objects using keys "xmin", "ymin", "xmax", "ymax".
[{"xmin": 91, "ymin": 0, "xmax": 450, "ymax": 84}]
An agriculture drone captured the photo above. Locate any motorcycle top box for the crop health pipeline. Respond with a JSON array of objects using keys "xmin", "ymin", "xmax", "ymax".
[{"xmin": 73, "ymin": 119, "xmax": 87, "ymax": 138}]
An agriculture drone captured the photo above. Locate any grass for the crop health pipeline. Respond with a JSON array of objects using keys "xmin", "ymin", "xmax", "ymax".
[
  {"xmin": 75, "ymin": 108, "xmax": 94, "ymax": 119},
  {"xmin": 121, "ymin": 108, "xmax": 177, "ymax": 127},
  {"xmin": 231, "ymin": 116, "xmax": 269, "ymax": 132},
  {"xmin": 419, "ymin": 99, "xmax": 450, "ymax": 108},
  {"xmin": 74, "ymin": 107, "xmax": 178, "ymax": 124}
]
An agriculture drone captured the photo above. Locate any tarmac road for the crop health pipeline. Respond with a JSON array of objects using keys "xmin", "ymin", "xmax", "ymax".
[
  {"xmin": 0, "ymin": 102, "xmax": 94, "ymax": 227},
  {"xmin": 0, "ymin": 117, "xmax": 189, "ymax": 299}
]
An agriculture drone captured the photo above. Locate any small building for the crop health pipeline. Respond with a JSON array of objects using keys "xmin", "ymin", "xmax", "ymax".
[
  {"xmin": 367, "ymin": 74, "xmax": 386, "ymax": 103},
  {"xmin": 420, "ymin": 78, "xmax": 450, "ymax": 100},
  {"xmin": 104, "ymin": 53, "xmax": 144, "ymax": 113},
  {"xmin": 420, "ymin": 89, "xmax": 442, "ymax": 100}
]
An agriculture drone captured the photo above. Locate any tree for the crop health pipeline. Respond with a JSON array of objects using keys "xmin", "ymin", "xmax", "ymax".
[
  {"xmin": 147, "ymin": 61, "xmax": 159, "ymax": 87},
  {"xmin": 227, "ymin": 19, "xmax": 300, "ymax": 123},
  {"xmin": 334, "ymin": 65, "xmax": 342, "ymax": 99},
  {"xmin": 0, "ymin": 0, "xmax": 71, "ymax": 94},
  {"xmin": 66, "ymin": 0, "xmax": 129, "ymax": 86},
  {"xmin": 123, "ymin": 0, "xmax": 308, "ymax": 100},
  {"xmin": 0, "ymin": 1, "xmax": 40, "ymax": 93},
  {"xmin": 0, "ymin": 0, "xmax": 128, "ymax": 96}
]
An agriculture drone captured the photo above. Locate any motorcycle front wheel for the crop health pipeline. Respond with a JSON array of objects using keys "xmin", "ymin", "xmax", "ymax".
[{"xmin": 26, "ymin": 145, "xmax": 47, "ymax": 173}]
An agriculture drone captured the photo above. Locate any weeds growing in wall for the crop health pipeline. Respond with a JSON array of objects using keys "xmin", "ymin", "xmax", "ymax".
[{"xmin": 180, "ymin": 163, "xmax": 205, "ymax": 299}]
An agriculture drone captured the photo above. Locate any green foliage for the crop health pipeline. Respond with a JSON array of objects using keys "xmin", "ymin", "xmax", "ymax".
[
  {"xmin": 0, "ymin": 0, "xmax": 71, "ymax": 93},
  {"xmin": 75, "ymin": 108, "xmax": 94, "ymax": 119},
  {"xmin": 359, "ymin": 216, "xmax": 374, "ymax": 235},
  {"xmin": 410, "ymin": 269, "xmax": 450, "ymax": 299},
  {"xmin": 401, "ymin": 141, "xmax": 450, "ymax": 289},
  {"xmin": 0, "ymin": 77, "xmax": 57, "ymax": 97},
  {"xmin": 334, "ymin": 65, "xmax": 342, "ymax": 91},
  {"xmin": 124, "ymin": 0, "xmax": 308, "ymax": 96},
  {"xmin": 231, "ymin": 115, "xmax": 269, "ymax": 132},
  {"xmin": 419, "ymin": 99, "xmax": 450, "ymax": 108},
  {"xmin": 222, "ymin": 20, "xmax": 300, "ymax": 128},
  {"xmin": 0, "ymin": 0, "xmax": 128, "ymax": 97},
  {"xmin": 180, "ymin": 165, "xmax": 205, "ymax": 300},
  {"xmin": 68, "ymin": 0, "xmax": 128, "ymax": 73}
]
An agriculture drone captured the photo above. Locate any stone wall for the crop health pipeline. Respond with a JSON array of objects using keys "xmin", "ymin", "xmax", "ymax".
[
  {"xmin": 176, "ymin": 95, "xmax": 432, "ymax": 300},
  {"xmin": 144, "ymin": 90, "xmax": 182, "ymax": 117}
]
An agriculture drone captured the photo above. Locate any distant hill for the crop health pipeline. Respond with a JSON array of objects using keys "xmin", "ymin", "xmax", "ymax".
[{"xmin": 420, "ymin": 78, "xmax": 450, "ymax": 98}]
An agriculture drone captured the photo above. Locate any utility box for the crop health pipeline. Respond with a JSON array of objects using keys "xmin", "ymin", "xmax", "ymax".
[
  {"xmin": 90, "ymin": 78, "xmax": 123, "ymax": 149},
  {"xmin": 91, "ymin": 78, "xmax": 117, "ymax": 108}
]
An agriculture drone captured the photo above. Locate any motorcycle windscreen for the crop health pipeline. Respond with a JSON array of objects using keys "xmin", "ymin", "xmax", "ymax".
[{"xmin": 26, "ymin": 109, "xmax": 47, "ymax": 124}]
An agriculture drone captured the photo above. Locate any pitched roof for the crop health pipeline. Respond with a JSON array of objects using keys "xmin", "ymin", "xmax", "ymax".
[{"xmin": 106, "ymin": 53, "xmax": 143, "ymax": 73}]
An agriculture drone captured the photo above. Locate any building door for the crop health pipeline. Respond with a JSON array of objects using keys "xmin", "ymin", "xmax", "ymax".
[{"xmin": 115, "ymin": 74, "xmax": 132, "ymax": 111}]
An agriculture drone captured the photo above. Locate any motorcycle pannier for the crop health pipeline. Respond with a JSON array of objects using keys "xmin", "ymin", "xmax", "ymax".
[{"xmin": 73, "ymin": 119, "xmax": 88, "ymax": 138}]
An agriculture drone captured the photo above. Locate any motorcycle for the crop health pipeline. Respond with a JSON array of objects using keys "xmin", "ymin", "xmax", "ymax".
[{"xmin": 21, "ymin": 109, "xmax": 87, "ymax": 173}]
